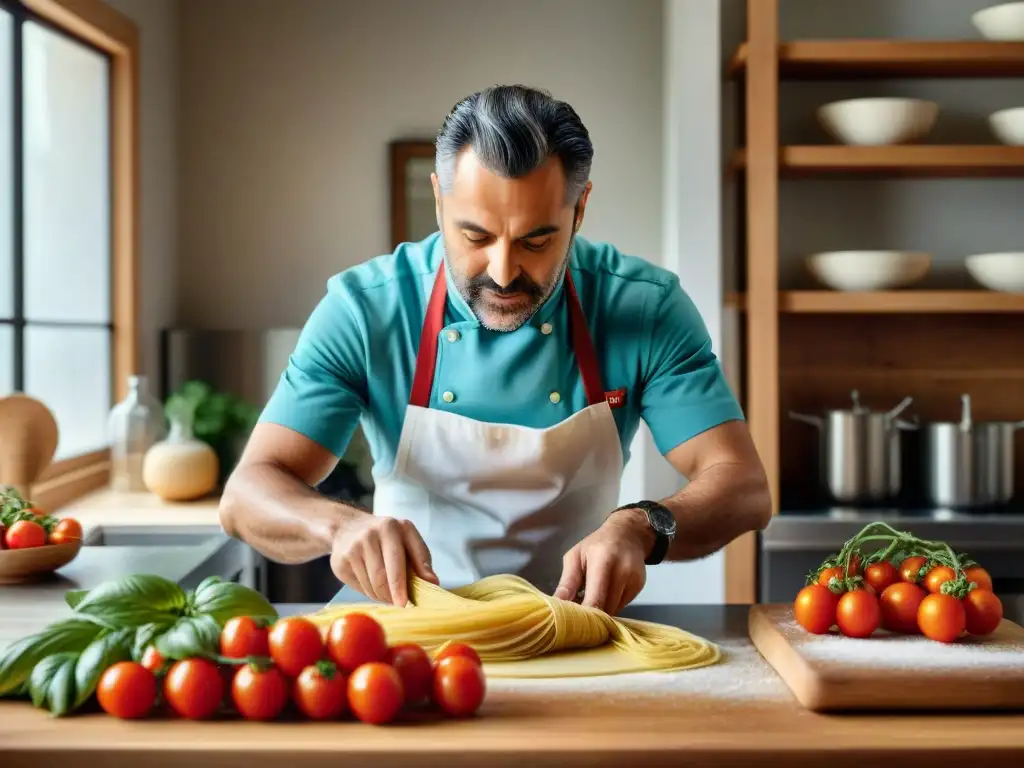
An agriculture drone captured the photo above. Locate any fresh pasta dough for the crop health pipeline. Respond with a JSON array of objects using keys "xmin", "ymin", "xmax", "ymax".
[{"xmin": 303, "ymin": 573, "xmax": 720, "ymax": 678}]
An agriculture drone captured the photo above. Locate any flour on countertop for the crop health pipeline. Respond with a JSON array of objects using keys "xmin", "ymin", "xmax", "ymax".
[
  {"xmin": 775, "ymin": 613, "xmax": 1024, "ymax": 671},
  {"xmin": 486, "ymin": 640, "xmax": 792, "ymax": 702}
]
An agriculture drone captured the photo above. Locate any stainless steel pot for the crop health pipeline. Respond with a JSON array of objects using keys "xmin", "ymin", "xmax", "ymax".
[
  {"xmin": 790, "ymin": 390, "xmax": 916, "ymax": 505},
  {"xmin": 922, "ymin": 394, "xmax": 1024, "ymax": 509}
]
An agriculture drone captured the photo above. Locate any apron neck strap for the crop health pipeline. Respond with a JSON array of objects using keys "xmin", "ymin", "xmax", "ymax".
[{"xmin": 409, "ymin": 263, "xmax": 607, "ymax": 408}]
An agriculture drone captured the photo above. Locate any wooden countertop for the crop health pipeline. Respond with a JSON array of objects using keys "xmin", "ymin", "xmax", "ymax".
[
  {"xmin": 55, "ymin": 489, "xmax": 222, "ymax": 527},
  {"xmin": 1, "ymin": 606, "xmax": 1022, "ymax": 767}
]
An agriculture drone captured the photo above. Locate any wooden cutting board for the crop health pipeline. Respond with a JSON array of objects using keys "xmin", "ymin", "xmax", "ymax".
[{"xmin": 749, "ymin": 603, "xmax": 1024, "ymax": 712}]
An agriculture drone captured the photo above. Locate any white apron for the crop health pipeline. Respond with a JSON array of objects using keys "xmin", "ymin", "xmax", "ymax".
[{"xmin": 370, "ymin": 262, "xmax": 625, "ymax": 595}]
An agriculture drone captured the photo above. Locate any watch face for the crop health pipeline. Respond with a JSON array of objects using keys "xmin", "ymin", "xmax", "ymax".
[{"xmin": 642, "ymin": 502, "xmax": 676, "ymax": 536}]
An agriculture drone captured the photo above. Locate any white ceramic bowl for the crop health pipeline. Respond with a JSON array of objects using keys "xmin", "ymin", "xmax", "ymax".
[
  {"xmin": 817, "ymin": 98, "xmax": 939, "ymax": 146},
  {"xmin": 806, "ymin": 251, "xmax": 932, "ymax": 292},
  {"xmin": 965, "ymin": 253, "xmax": 1024, "ymax": 292},
  {"xmin": 972, "ymin": 2, "xmax": 1024, "ymax": 40},
  {"xmin": 989, "ymin": 107, "xmax": 1024, "ymax": 145}
]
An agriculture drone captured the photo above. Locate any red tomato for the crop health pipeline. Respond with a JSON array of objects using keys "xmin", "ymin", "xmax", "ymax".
[
  {"xmin": 835, "ymin": 589, "xmax": 880, "ymax": 638},
  {"xmin": 434, "ymin": 642, "xmax": 482, "ymax": 667},
  {"xmin": 433, "ymin": 656, "xmax": 486, "ymax": 718},
  {"xmin": 268, "ymin": 617, "xmax": 325, "ymax": 677},
  {"xmin": 386, "ymin": 644, "xmax": 434, "ymax": 705},
  {"xmin": 164, "ymin": 658, "xmax": 224, "ymax": 720},
  {"xmin": 327, "ymin": 613, "xmax": 388, "ymax": 673},
  {"xmin": 220, "ymin": 616, "xmax": 270, "ymax": 659},
  {"xmin": 5, "ymin": 520, "xmax": 46, "ymax": 549},
  {"xmin": 964, "ymin": 566, "xmax": 994, "ymax": 593},
  {"xmin": 816, "ymin": 566, "xmax": 844, "ymax": 589},
  {"xmin": 879, "ymin": 582, "xmax": 926, "ymax": 634},
  {"xmin": 863, "ymin": 561, "xmax": 899, "ymax": 595},
  {"xmin": 140, "ymin": 645, "xmax": 165, "ymax": 674},
  {"xmin": 923, "ymin": 565, "xmax": 956, "ymax": 594},
  {"xmin": 347, "ymin": 662, "xmax": 404, "ymax": 725},
  {"xmin": 294, "ymin": 662, "xmax": 348, "ymax": 720},
  {"xmin": 53, "ymin": 518, "xmax": 82, "ymax": 541},
  {"xmin": 963, "ymin": 589, "xmax": 1003, "ymax": 636},
  {"xmin": 793, "ymin": 584, "xmax": 838, "ymax": 635},
  {"xmin": 232, "ymin": 664, "xmax": 288, "ymax": 721},
  {"xmin": 899, "ymin": 556, "xmax": 929, "ymax": 585},
  {"xmin": 917, "ymin": 593, "xmax": 966, "ymax": 643},
  {"xmin": 97, "ymin": 661, "xmax": 157, "ymax": 719}
]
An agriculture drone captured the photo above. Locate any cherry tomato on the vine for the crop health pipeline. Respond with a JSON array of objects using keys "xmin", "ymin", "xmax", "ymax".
[
  {"xmin": 963, "ymin": 589, "xmax": 1003, "ymax": 636},
  {"xmin": 917, "ymin": 593, "xmax": 966, "ymax": 643},
  {"xmin": 268, "ymin": 617, "xmax": 325, "ymax": 677},
  {"xmin": 434, "ymin": 643, "xmax": 482, "ymax": 668},
  {"xmin": 220, "ymin": 616, "xmax": 270, "ymax": 659},
  {"xmin": 879, "ymin": 582, "xmax": 926, "ymax": 634},
  {"xmin": 794, "ymin": 584, "xmax": 838, "ymax": 635},
  {"xmin": 899, "ymin": 556, "xmax": 929, "ymax": 585},
  {"xmin": 923, "ymin": 565, "xmax": 957, "ymax": 594},
  {"xmin": 232, "ymin": 664, "xmax": 288, "ymax": 721},
  {"xmin": 964, "ymin": 566, "xmax": 993, "ymax": 593},
  {"xmin": 163, "ymin": 658, "xmax": 224, "ymax": 720},
  {"xmin": 347, "ymin": 662, "xmax": 404, "ymax": 725},
  {"xmin": 433, "ymin": 656, "xmax": 486, "ymax": 718},
  {"xmin": 97, "ymin": 661, "xmax": 157, "ymax": 720},
  {"xmin": 386, "ymin": 643, "xmax": 434, "ymax": 705},
  {"xmin": 836, "ymin": 589, "xmax": 880, "ymax": 638},
  {"xmin": 327, "ymin": 613, "xmax": 388, "ymax": 673},
  {"xmin": 294, "ymin": 662, "xmax": 348, "ymax": 720},
  {"xmin": 863, "ymin": 561, "xmax": 899, "ymax": 595}
]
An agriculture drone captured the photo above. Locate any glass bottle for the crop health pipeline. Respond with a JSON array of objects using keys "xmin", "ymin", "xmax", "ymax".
[{"xmin": 108, "ymin": 375, "xmax": 166, "ymax": 492}]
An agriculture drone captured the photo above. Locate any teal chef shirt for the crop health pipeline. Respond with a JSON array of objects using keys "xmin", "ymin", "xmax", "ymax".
[{"xmin": 260, "ymin": 232, "xmax": 744, "ymax": 482}]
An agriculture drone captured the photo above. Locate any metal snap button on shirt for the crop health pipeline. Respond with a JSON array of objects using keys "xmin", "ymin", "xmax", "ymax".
[
  {"xmin": 446, "ymin": 329, "xmax": 460, "ymax": 343},
  {"xmin": 541, "ymin": 323, "xmax": 553, "ymax": 335},
  {"xmin": 442, "ymin": 391, "xmax": 455, "ymax": 404},
  {"xmin": 549, "ymin": 392, "xmax": 561, "ymax": 404}
]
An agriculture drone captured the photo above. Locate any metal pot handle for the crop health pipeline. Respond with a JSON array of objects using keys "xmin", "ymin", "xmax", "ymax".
[
  {"xmin": 895, "ymin": 416, "xmax": 919, "ymax": 430},
  {"xmin": 789, "ymin": 411, "xmax": 824, "ymax": 429},
  {"xmin": 885, "ymin": 396, "xmax": 914, "ymax": 423}
]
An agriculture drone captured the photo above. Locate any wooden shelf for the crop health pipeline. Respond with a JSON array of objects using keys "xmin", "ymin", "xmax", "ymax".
[
  {"xmin": 731, "ymin": 145, "xmax": 1024, "ymax": 177},
  {"xmin": 728, "ymin": 291, "xmax": 1024, "ymax": 313},
  {"xmin": 728, "ymin": 40, "xmax": 1024, "ymax": 79}
]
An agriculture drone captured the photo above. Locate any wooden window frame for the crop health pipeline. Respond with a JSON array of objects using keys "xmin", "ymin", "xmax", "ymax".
[{"xmin": 16, "ymin": 0, "xmax": 139, "ymax": 510}]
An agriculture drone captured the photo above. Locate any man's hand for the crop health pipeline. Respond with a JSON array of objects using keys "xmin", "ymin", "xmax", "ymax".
[
  {"xmin": 553, "ymin": 510, "xmax": 653, "ymax": 615},
  {"xmin": 330, "ymin": 515, "xmax": 439, "ymax": 605}
]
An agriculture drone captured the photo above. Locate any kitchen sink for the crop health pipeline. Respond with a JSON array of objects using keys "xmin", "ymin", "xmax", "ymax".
[{"xmin": 82, "ymin": 525, "xmax": 224, "ymax": 548}]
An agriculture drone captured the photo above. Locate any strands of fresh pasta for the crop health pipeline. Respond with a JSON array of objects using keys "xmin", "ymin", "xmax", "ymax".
[{"xmin": 304, "ymin": 574, "xmax": 720, "ymax": 679}]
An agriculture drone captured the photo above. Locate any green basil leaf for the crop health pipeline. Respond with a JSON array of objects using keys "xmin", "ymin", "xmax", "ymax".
[
  {"xmin": 73, "ymin": 575, "xmax": 187, "ymax": 627},
  {"xmin": 190, "ymin": 580, "xmax": 277, "ymax": 625},
  {"xmin": 74, "ymin": 628, "xmax": 133, "ymax": 708},
  {"xmin": 132, "ymin": 622, "xmax": 170, "ymax": 662},
  {"xmin": 29, "ymin": 652, "xmax": 78, "ymax": 716},
  {"xmin": 65, "ymin": 589, "xmax": 89, "ymax": 609},
  {"xmin": 154, "ymin": 614, "xmax": 222, "ymax": 661},
  {"xmin": 0, "ymin": 618, "xmax": 104, "ymax": 697}
]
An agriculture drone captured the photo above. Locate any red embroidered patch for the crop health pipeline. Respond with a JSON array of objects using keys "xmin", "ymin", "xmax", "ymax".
[{"xmin": 605, "ymin": 388, "xmax": 627, "ymax": 409}]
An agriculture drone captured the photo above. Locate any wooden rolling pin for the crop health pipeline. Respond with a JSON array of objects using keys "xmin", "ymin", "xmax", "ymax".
[{"xmin": 0, "ymin": 394, "xmax": 59, "ymax": 498}]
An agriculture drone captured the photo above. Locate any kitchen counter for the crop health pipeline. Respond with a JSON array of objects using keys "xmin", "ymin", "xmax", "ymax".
[
  {"xmin": 54, "ymin": 489, "xmax": 222, "ymax": 527},
  {"xmin": 2, "ymin": 597, "xmax": 1023, "ymax": 766}
]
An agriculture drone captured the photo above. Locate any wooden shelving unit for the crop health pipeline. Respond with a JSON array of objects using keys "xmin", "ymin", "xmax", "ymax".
[
  {"xmin": 728, "ymin": 39, "xmax": 1024, "ymax": 79},
  {"xmin": 731, "ymin": 146, "xmax": 1024, "ymax": 178},
  {"xmin": 725, "ymin": 0, "xmax": 1024, "ymax": 604},
  {"xmin": 727, "ymin": 291, "xmax": 1024, "ymax": 314}
]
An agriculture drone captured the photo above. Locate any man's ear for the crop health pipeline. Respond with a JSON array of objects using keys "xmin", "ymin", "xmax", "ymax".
[
  {"xmin": 431, "ymin": 172, "xmax": 442, "ymax": 229},
  {"xmin": 573, "ymin": 181, "xmax": 593, "ymax": 233}
]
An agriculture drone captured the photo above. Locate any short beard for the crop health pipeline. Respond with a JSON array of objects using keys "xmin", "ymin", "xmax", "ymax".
[{"xmin": 444, "ymin": 235, "xmax": 574, "ymax": 332}]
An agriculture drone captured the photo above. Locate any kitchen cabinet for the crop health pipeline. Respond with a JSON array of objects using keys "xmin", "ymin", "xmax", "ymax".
[{"xmin": 724, "ymin": 0, "xmax": 1024, "ymax": 602}]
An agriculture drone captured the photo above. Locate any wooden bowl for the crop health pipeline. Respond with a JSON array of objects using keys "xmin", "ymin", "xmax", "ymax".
[{"xmin": 0, "ymin": 540, "xmax": 82, "ymax": 584}]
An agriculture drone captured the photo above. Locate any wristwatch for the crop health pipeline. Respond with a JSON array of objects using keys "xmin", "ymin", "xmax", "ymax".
[{"xmin": 613, "ymin": 500, "xmax": 676, "ymax": 565}]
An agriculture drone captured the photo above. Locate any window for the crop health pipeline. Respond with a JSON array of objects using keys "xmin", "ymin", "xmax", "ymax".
[{"xmin": 0, "ymin": 0, "xmax": 138, "ymax": 506}]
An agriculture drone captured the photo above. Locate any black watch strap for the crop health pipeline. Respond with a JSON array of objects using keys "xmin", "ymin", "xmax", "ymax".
[{"xmin": 613, "ymin": 500, "xmax": 676, "ymax": 566}]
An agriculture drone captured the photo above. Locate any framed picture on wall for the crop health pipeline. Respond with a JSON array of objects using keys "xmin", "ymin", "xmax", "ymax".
[{"xmin": 390, "ymin": 140, "xmax": 437, "ymax": 249}]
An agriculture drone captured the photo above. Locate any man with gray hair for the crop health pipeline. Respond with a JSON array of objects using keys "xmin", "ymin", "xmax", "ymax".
[{"xmin": 220, "ymin": 85, "xmax": 771, "ymax": 615}]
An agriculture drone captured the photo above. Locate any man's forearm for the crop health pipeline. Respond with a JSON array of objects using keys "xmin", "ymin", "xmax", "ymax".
[
  {"xmin": 659, "ymin": 461, "xmax": 772, "ymax": 561},
  {"xmin": 219, "ymin": 461, "xmax": 369, "ymax": 564}
]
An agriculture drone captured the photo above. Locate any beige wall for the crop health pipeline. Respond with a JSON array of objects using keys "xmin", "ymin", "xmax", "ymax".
[
  {"xmin": 176, "ymin": 0, "xmax": 664, "ymax": 328},
  {"xmin": 104, "ymin": 0, "xmax": 178, "ymax": 390}
]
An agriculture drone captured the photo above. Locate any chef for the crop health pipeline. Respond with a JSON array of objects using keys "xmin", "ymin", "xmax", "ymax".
[{"xmin": 220, "ymin": 85, "xmax": 772, "ymax": 616}]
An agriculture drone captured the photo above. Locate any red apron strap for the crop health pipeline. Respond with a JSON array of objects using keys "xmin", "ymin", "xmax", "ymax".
[
  {"xmin": 408, "ymin": 265, "xmax": 449, "ymax": 408},
  {"xmin": 563, "ymin": 270, "xmax": 607, "ymax": 407},
  {"xmin": 408, "ymin": 263, "xmax": 607, "ymax": 408}
]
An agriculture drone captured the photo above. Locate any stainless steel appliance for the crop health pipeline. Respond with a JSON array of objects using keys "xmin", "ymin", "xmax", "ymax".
[
  {"xmin": 161, "ymin": 328, "xmax": 373, "ymax": 604},
  {"xmin": 790, "ymin": 390, "xmax": 916, "ymax": 505},
  {"xmin": 923, "ymin": 394, "xmax": 1023, "ymax": 509}
]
